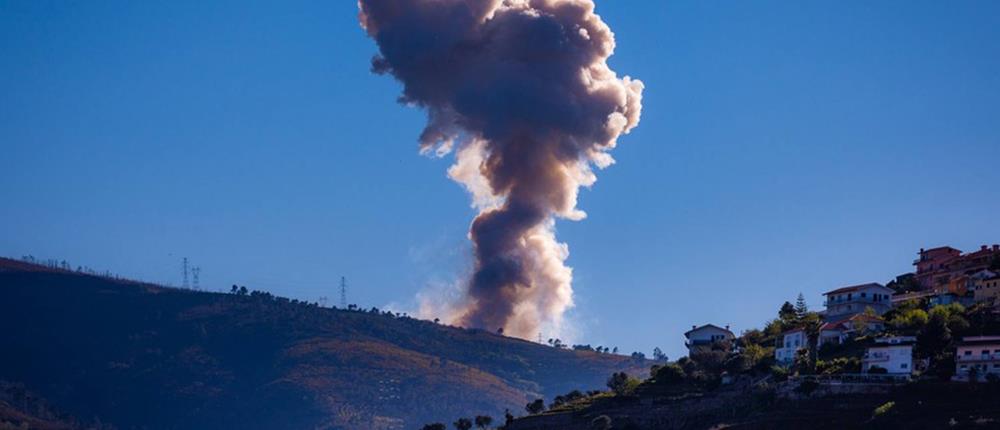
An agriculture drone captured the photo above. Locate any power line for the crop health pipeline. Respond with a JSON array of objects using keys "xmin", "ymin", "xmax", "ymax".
[
  {"xmin": 340, "ymin": 276, "xmax": 347, "ymax": 308},
  {"xmin": 191, "ymin": 266, "xmax": 201, "ymax": 290},
  {"xmin": 182, "ymin": 257, "xmax": 189, "ymax": 289}
]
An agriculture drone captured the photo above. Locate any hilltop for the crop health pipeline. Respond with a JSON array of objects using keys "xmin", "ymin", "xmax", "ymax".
[{"xmin": 0, "ymin": 257, "xmax": 648, "ymax": 430}]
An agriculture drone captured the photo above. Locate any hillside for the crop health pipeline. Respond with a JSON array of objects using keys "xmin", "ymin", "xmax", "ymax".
[
  {"xmin": 508, "ymin": 378, "xmax": 1000, "ymax": 429},
  {"xmin": 0, "ymin": 258, "xmax": 648, "ymax": 429}
]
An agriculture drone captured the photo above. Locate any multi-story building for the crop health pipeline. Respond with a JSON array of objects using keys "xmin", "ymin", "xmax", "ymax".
[
  {"xmin": 862, "ymin": 336, "xmax": 916, "ymax": 375},
  {"xmin": 954, "ymin": 336, "xmax": 1000, "ymax": 381},
  {"xmin": 914, "ymin": 245, "xmax": 1000, "ymax": 290},
  {"xmin": 684, "ymin": 324, "xmax": 734, "ymax": 353},
  {"xmin": 972, "ymin": 272, "xmax": 1000, "ymax": 306},
  {"xmin": 775, "ymin": 329, "xmax": 807, "ymax": 364},
  {"xmin": 823, "ymin": 283, "xmax": 894, "ymax": 321}
]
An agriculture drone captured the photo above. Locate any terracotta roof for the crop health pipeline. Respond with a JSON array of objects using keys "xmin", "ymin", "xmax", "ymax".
[
  {"xmin": 823, "ymin": 282, "xmax": 890, "ymax": 296},
  {"xmin": 820, "ymin": 322, "xmax": 845, "ymax": 332},
  {"xmin": 821, "ymin": 314, "xmax": 883, "ymax": 332},
  {"xmin": 958, "ymin": 336, "xmax": 1000, "ymax": 346},
  {"xmin": 922, "ymin": 246, "xmax": 962, "ymax": 253}
]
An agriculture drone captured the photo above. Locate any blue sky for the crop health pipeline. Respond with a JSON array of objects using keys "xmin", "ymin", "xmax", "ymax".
[{"xmin": 2, "ymin": 0, "xmax": 999, "ymax": 359}]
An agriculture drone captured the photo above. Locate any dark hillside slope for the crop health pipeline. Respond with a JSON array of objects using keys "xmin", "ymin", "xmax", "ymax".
[{"xmin": 0, "ymin": 258, "xmax": 647, "ymax": 429}]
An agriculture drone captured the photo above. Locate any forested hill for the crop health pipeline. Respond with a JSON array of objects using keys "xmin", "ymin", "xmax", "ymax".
[{"xmin": 0, "ymin": 257, "xmax": 648, "ymax": 430}]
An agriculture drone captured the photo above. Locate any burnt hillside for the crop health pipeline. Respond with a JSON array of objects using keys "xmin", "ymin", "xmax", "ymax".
[{"xmin": 0, "ymin": 258, "xmax": 647, "ymax": 429}]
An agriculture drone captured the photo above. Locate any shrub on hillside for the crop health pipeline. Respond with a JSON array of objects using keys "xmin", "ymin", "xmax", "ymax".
[
  {"xmin": 873, "ymin": 401, "xmax": 895, "ymax": 417},
  {"xmin": 652, "ymin": 363, "xmax": 685, "ymax": 385},
  {"xmin": 607, "ymin": 372, "xmax": 640, "ymax": 396}
]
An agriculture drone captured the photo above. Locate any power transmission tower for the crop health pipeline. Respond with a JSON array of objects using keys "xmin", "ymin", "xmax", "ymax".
[
  {"xmin": 182, "ymin": 257, "xmax": 189, "ymax": 289},
  {"xmin": 191, "ymin": 266, "xmax": 201, "ymax": 290},
  {"xmin": 340, "ymin": 276, "xmax": 347, "ymax": 309}
]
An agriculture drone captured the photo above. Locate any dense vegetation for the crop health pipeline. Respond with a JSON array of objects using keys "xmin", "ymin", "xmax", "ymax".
[{"xmin": 501, "ymin": 292, "xmax": 1000, "ymax": 429}]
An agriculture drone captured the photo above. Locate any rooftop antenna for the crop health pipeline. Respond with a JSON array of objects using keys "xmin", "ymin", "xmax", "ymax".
[
  {"xmin": 182, "ymin": 257, "xmax": 189, "ymax": 289},
  {"xmin": 340, "ymin": 276, "xmax": 348, "ymax": 308},
  {"xmin": 191, "ymin": 266, "xmax": 201, "ymax": 290}
]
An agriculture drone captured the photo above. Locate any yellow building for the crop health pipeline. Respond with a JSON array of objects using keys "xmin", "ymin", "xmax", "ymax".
[{"xmin": 973, "ymin": 275, "xmax": 1000, "ymax": 306}]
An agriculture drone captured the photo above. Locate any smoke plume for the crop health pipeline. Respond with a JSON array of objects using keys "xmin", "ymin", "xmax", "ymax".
[{"xmin": 359, "ymin": 0, "xmax": 643, "ymax": 339}]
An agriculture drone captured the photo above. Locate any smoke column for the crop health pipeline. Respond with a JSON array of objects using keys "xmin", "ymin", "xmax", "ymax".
[{"xmin": 359, "ymin": 0, "xmax": 643, "ymax": 338}]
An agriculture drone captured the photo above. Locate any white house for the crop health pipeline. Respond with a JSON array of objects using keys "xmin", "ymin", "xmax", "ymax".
[
  {"xmin": 775, "ymin": 329, "xmax": 807, "ymax": 364},
  {"xmin": 954, "ymin": 336, "xmax": 1000, "ymax": 381},
  {"xmin": 823, "ymin": 283, "xmax": 894, "ymax": 321},
  {"xmin": 862, "ymin": 336, "xmax": 916, "ymax": 375},
  {"xmin": 684, "ymin": 324, "xmax": 734, "ymax": 352}
]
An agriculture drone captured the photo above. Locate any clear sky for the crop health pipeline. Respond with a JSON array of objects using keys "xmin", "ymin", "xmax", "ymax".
[{"xmin": 2, "ymin": 1, "xmax": 999, "ymax": 359}]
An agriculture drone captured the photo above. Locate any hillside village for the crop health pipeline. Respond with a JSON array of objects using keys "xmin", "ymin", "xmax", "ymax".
[
  {"xmin": 686, "ymin": 244, "xmax": 1000, "ymax": 382},
  {"xmin": 499, "ymin": 244, "xmax": 1000, "ymax": 429}
]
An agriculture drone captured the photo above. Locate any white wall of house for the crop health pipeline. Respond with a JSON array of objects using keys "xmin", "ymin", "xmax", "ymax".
[
  {"xmin": 824, "ymin": 284, "xmax": 894, "ymax": 319},
  {"xmin": 954, "ymin": 338, "xmax": 1000, "ymax": 381},
  {"xmin": 685, "ymin": 325, "xmax": 734, "ymax": 349},
  {"xmin": 774, "ymin": 331, "xmax": 806, "ymax": 364},
  {"xmin": 863, "ymin": 345, "xmax": 913, "ymax": 375}
]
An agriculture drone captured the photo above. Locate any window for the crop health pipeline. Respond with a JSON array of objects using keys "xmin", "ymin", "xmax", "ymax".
[
  {"xmin": 965, "ymin": 350, "xmax": 972, "ymax": 356},
  {"xmin": 983, "ymin": 350, "xmax": 991, "ymax": 355},
  {"xmin": 901, "ymin": 363, "xmax": 908, "ymax": 369},
  {"xmin": 794, "ymin": 340, "xmax": 800, "ymax": 347},
  {"xmin": 862, "ymin": 293, "xmax": 867, "ymax": 298},
  {"xmin": 961, "ymin": 365, "xmax": 968, "ymax": 370},
  {"xmin": 994, "ymin": 364, "xmax": 1000, "ymax": 369}
]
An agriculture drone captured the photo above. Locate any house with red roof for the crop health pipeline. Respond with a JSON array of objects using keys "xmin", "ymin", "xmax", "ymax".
[
  {"xmin": 818, "ymin": 313, "xmax": 886, "ymax": 348},
  {"xmin": 914, "ymin": 245, "xmax": 1000, "ymax": 290}
]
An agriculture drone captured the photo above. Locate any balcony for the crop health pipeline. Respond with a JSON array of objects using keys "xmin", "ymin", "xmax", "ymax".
[
  {"xmin": 862, "ymin": 353, "xmax": 890, "ymax": 362},
  {"xmin": 957, "ymin": 353, "xmax": 1000, "ymax": 362},
  {"xmin": 823, "ymin": 297, "xmax": 890, "ymax": 307}
]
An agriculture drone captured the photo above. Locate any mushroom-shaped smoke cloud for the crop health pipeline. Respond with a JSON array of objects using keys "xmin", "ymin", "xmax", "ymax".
[{"xmin": 359, "ymin": 0, "xmax": 643, "ymax": 339}]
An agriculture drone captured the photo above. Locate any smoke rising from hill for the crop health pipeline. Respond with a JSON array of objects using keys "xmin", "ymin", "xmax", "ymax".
[{"xmin": 359, "ymin": 0, "xmax": 643, "ymax": 338}]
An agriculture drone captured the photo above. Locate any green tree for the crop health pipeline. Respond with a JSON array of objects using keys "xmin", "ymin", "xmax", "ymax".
[
  {"xmin": 606, "ymin": 371, "xmax": 638, "ymax": 396},
  {"xmin": 735, "ymin": 343, "xmax": 770, "ymax": 372},
  {"xmin": 794, "ymin": 293, "xmax": 809, "ymax": 321},
  {"xmin": 525, "ymin": 398, "xmax": 545, "ymax": 415},
  {"xmin": 653, "ymin": 363, "xmax": 685, "ymax": 385},
  {"xmin": 800, "ymin": 312, "xmax": 824, "ymax": 372},
  {"xmin": 653, "ymin": 347, "xmax": 667, "ymax": 361},
  {"xmin": 474, "ymin": 416, "xmax": 492, "ymax": 429},
  {"xmin": 453, "ymin": 418, "xmax": 472, "ymax": 430},
  {"xmin": 889, "ymin": 308, "xmax": 928, "ymax": 332},
  {"xmin": 779, "ymin": 301, "xmax": 796, "ymax": 323}
]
